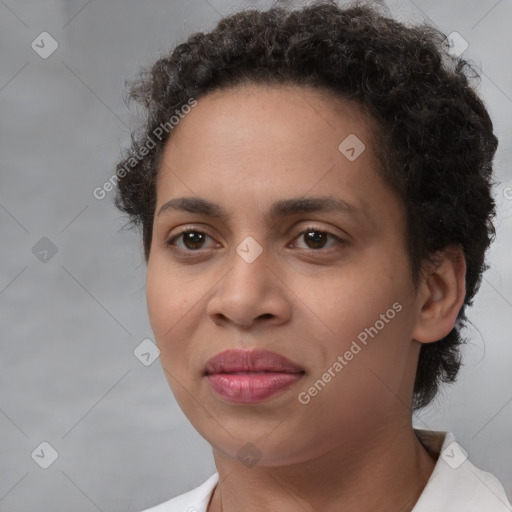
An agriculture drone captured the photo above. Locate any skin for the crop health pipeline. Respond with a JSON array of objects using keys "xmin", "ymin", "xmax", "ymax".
[{"xmin": 146, "ymin": 83, "xmax": 466, "ymax": 512}]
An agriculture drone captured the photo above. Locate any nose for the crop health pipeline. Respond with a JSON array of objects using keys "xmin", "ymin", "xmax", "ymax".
[{"xmin": 206, "ymin": 245, "xmax": 292, "ymax": 330}]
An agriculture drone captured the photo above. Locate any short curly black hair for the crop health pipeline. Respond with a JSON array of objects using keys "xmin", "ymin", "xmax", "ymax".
[{"xmin": 114, "ymin": 0, "xmax": 498, "ymax": 411}]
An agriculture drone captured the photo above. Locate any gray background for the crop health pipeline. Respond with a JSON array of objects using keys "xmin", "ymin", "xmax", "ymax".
[{"xmin": 1, "ymin": 0, "xmax": 511, "ymax": 510}]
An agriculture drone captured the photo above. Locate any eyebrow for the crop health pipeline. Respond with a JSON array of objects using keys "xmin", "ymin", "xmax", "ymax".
[{"xmin": 157, "ymin": 195, "xmax": 364, "ymax": 222}]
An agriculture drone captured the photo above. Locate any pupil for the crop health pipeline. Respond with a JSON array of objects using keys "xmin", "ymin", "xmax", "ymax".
[
  {"xmin": 184, "ymin": 232, "xmax": 204, "ymax": 249},
  {"xmin": 305, "ymin": 231, "xmax": 326, "ymax": 249}
]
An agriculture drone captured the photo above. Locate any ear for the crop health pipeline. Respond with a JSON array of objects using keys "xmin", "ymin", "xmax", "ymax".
[{"xmin": 412, "ymin": 245, "xmax": 466, "ymax": 344}]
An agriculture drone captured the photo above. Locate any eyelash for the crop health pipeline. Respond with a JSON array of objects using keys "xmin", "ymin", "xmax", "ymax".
[{"xmin": 165, "ymin": 225, "xmax": 345, "ymax": 257}]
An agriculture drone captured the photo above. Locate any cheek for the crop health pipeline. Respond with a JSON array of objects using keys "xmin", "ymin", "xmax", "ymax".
[
  {"xmin": 146, "ymin": 268, "xmax": 168, "ymax": 337},
  {"xmin": 310, "ymin": 263, "xmax": 413, "ymax": 383},
  {"xmin": 146, "ymin": 262, "xmax": 187, "ymax": 348},
  {"xmin": 146, "ymin": 254, "xmax": 193, "ymax": 323},
  {"xmin": 317, "ymin": 268, "xmax": 402, "ymax": 336},
  {"xmin": 145, "ymin": 258, "xmax": 212, "ymax": 376},
  {"xmin": 146, "ymin": 269, "xmax": 197, "ymax": 402}
]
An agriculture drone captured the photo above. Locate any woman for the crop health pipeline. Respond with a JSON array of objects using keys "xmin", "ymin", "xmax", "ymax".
[{"xmin": 114, "ymin": 1, "xmax": 511, "ymax": 510}]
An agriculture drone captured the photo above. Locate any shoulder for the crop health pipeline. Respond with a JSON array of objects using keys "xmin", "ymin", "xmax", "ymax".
[
  {"xmin": 138, "ymin": 473, "xmax": 219, "ymax": 512},
  {"xmin": 413, "ymin": 429, "xmax": 511, "ymax": 512}
]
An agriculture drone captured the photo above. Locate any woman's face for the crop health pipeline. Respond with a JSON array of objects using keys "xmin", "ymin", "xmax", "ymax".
[{"xmin": 146, "ymin": 84, "xmax": 423, "ymax": 465}]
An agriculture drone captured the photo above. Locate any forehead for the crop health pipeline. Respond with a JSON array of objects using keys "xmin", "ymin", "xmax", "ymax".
[
  {"xmin": 154, "ymin": 83, "xmax": 400, "ymax": 232},
  {"xmin": 168, "ymin": 82, "xmax": 374, "ymax": 147},
  {"xmin": 158, "ymin": 83, "xmax": 379, "ymax": 182}
]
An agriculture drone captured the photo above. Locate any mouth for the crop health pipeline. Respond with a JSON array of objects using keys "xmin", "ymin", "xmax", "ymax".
[
  {"xmin": 204, "ymin": 348, "xmax": 305, "ymax": 403},
  {"xmin": 204, "ymin": 347, "xmax": 304, "ymax": 374}
]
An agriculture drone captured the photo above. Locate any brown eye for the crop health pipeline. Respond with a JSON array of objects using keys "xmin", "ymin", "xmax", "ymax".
[
  {"xmin": 292, "ymin": 226, "xmax": 342, "ymax": 251},
  {"xmin": 167, "ymin": 230, "xmax": 217, "ymax": 251},
  {"xmin": 165, "ymin": 225, "xmax": 344, "ymax": 257},
  {"xmin": 303, "ymin": 230, "xmax": 329, "ymax": 249},
  {"xmin": 182, "ymin": 231, "xmax": 206, "ymax": 250}
]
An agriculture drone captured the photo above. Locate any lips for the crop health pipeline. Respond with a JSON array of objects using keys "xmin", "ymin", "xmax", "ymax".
[
  {"xmin": 204, "ymin": 348, "xmax": 305, "ymax": 403},
  {"xmin": 204, "ymin": 348, "xmax": 304, "ymax": 375}
]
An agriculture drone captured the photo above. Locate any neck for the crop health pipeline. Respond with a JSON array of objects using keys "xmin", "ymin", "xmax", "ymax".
[{"xmin": 207, "ymin": 423, "xmax": 437, "ymax": 512}]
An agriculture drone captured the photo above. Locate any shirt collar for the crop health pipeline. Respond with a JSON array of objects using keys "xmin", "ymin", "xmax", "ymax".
[
  {"xmin": 181, "ymin": 430, "xmax": 511, "ymax": 512},
  {"xmin": 412, "ymin": 428, "xmax": 511, "ymax": 511}
]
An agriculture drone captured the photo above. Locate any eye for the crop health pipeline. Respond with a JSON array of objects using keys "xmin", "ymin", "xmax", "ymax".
[
  {"xmin": 290, "ymin": 226, "xmax": 344, "ymax": 251},
  {"xmin": 165, "ymin": 225, "xmax": 345, "ymax": 256},
  {"xmin": 166, "ymin": 228, "xmax": 219, "ymax": 252}
]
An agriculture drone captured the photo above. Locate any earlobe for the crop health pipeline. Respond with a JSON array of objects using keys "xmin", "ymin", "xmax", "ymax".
[{"xmin": 412, "ymin": 246, "xmax": 466, "ymax": 344}]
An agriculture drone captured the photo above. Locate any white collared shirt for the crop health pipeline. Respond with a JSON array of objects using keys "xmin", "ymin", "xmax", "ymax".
[{"xmin": 140, "ymin": 429, "xmax": 512, "ymax": 511}]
